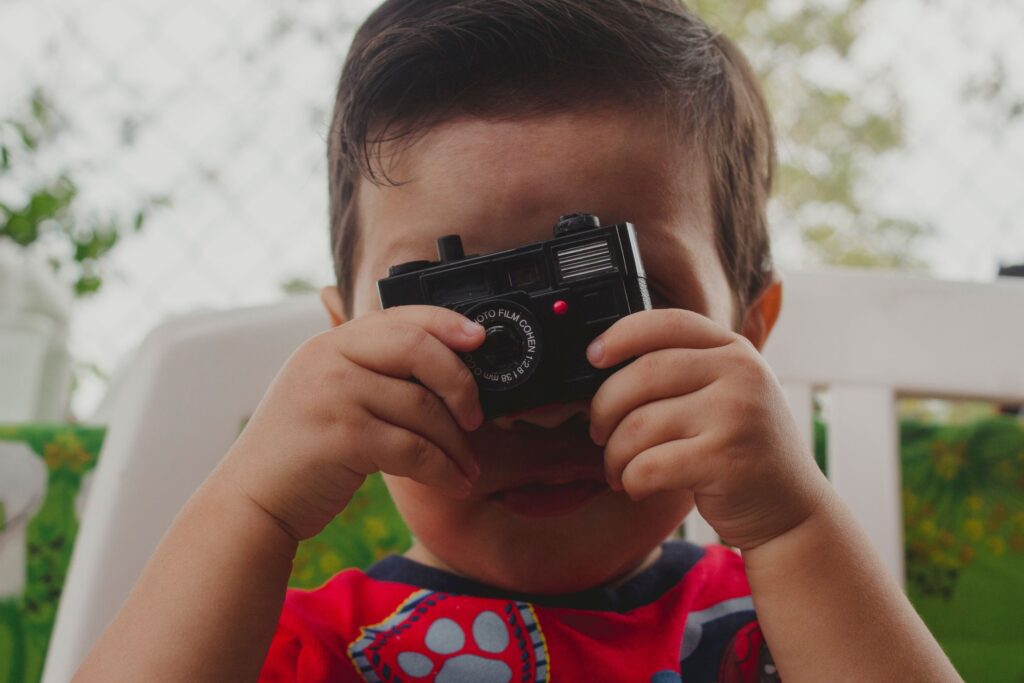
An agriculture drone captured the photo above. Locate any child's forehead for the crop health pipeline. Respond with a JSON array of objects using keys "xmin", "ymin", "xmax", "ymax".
[{"xmin": 357, "ymin": 110, "xmax": 713, "ymax": 277}]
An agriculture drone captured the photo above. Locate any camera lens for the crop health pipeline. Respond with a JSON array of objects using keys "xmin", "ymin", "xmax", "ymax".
[
  {"xmin": 460, "ymin": 300, "xmax": 541, "ymax": 391},
  {"xmin": 478, "ymin": 326, "xmax": 524, "ymax": 368}
]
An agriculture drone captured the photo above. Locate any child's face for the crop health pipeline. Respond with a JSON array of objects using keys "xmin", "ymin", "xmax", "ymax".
[{"xmin": 336, "ymin": 108, "xmax": 738, "ymax": 594}]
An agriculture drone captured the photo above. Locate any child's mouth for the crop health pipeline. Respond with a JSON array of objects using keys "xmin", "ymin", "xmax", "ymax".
[{"xmin": 491, "ymin": 479, "xmax": 609, "ymax": 517}]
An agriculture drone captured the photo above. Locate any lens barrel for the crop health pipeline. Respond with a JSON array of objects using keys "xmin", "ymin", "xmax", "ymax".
[{"xmin": 459, "ymin": 300, "xmax": 541, "ymax": 390}]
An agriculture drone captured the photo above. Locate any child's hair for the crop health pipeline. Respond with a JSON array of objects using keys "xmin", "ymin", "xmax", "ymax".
[{"xmin": 328, "ymin": 0, "xmax": 775, "ymax": 324}]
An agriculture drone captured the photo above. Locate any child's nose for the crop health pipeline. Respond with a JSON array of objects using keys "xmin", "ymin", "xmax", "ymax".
[{"xmin": 490, "ymin": 400, "xmax": 590, "ymax": 430}]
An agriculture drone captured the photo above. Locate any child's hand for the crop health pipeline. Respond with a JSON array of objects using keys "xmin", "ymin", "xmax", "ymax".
[
  {"xmin": 586, "ymin": 308, "xmax": 828, "ymax": 551},
  {"xmin": 222, "ymin": 305, "xmax": 485, "ymax": 540}
]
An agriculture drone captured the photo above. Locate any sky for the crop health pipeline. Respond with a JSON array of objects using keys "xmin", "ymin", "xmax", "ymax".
[{"xmin": 1, "ymin": 0, "xmax": 1022, "ymax": 417}]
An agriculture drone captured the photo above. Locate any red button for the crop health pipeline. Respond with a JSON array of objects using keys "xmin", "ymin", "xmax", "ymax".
[{"xmin": 552, "ymin": 300, "xmax": 569, "ymax": 316}]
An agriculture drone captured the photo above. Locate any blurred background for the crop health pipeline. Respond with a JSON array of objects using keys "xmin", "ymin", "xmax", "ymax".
[
  {"xmin": 1, "ymin": 0, "xmax": 1022, "ymax": 417},
  {"xmin": 2, "ymin": 2, "xmax": 1023, "ymax": 682}
]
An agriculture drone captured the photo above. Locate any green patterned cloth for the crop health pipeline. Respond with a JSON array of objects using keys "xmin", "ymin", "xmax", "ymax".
[
  {"xmin": 0, "ymin": 426, "xmax": 104, "ymax": 683},
  {"xmin": 1, "ymin": 418, "xmax": 1023, "ymax": 683}
]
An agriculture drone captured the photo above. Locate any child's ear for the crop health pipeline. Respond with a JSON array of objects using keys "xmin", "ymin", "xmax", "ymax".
[
  {"xmin": 739, "ymin": 277, "xmax": 782, "ymax": 351},
  {"xmin": 320, "ymin": 286, "xmax": 348, "ymax": 328}
]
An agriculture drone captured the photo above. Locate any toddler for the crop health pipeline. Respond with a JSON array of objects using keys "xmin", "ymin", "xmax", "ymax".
[{"xmin": 75, "ymin": 1, "xmax": 961, "ymax": 681}]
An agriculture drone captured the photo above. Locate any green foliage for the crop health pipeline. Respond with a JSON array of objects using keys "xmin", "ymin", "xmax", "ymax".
[
  {"xmin": 902, "ymin": 416, "xmax": 1024, "ymax": 600},
  {"xmin": 692, "ymin": 0, "xmax": 932, "ymax": 270},
  {"xmin": 280, "ymin": 277, "xmax": 319, "ymax": 297},
  {"xmin": 289, "ymin": 473, "xmax": 412, "ymax": 588},
  {"xmin": 901, "ymin": 417, "xmax": 1024, "ymax": 683},
  {"xmin": 0, "ymin": 89, "xmax": 168, "ymax": 298}
]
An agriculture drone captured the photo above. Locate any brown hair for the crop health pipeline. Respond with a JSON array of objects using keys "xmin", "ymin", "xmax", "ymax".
[{"xmin": 327, "ymin": 0, "xmax": 775, "ymax": 322}]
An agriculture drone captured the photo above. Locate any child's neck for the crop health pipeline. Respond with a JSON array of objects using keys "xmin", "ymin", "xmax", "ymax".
[{"xmin": 401, "ymin": 542, "xmax": 664, "ymax": 592}]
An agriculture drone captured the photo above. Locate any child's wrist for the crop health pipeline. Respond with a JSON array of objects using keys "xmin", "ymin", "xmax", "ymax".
[
  {"xmin": 204, "ymin": 463, "xmax": 305, "ymax": 554},
  {"xmin": 739, "ymin": 483, "xmax": 840, "ymax": 571},
  {"xmin": 216, "ymin": 438, "xmax": 366, "ymax": 542},
  {"xmin": 726, "ymin": 468, "xmax": 834, "ymax": 555}
]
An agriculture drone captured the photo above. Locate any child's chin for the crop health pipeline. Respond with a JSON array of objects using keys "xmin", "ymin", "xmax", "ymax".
[
  {"xmin": 454, "ymin": 517, "xmax": 679, "ymax": 595},
  {"xmin": 470, "ymin": 542, "xmax": 659, "ymax": 596}
]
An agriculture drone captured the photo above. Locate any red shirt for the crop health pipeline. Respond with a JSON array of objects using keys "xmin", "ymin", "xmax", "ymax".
[{"xmin": 259, "ymin": 541, "xmax": 778, "ymax": 682}]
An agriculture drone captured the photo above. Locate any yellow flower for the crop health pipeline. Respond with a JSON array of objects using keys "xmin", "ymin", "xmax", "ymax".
[
  {"xmin": 929, "ymin": 550, "xmax": 956, "ymax": 568},
  {"xmin": 43, "ymin": 432, "xmax": 91, "ymax": 473},
  {"xmin": 964, "ymin": 519, "xmax": 984, "ymax": 541},
  {"xmin": 917, "ymin": 519, "xmax": 937, "ymax": 538},
  {"xmin": 363, "ymin": 516, "xmax": 388, "ymax": 543},
  {"xmin": 318, "ymin": 551, "xmax": 343, "ymax": 574},
  {"xmin": 987, "ymin": 537, "xmax": 1006, "ymax": 557},
  {"xmin": 965, "ymin": 496, "xmax": 984, "ymax": 513}
]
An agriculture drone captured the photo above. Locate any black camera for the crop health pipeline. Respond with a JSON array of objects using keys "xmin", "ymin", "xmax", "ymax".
[{"xmin": 377, "ymin": 213, "xmax": 651, "ymax": 419}]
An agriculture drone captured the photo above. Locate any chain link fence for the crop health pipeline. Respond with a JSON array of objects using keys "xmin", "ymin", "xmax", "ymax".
[{"xmin": 2, "ymin": 0, "xmax": 1022, "ymax": 416}]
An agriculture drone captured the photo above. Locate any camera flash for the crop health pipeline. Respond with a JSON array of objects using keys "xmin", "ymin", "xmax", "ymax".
[{"xmin": 552, "ymin": 300, "xmax": 569, "ymax": 316}]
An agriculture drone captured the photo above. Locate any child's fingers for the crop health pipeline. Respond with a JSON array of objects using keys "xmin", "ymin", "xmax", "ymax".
[
  {"xmin": 360, "ymin": 370, "xmax": 479, "ymax": 480},
  {"xmin": 585, "ymin": 308, "xmax": 735, "ymax": 369},
  {"xmin": 588, "ymin": 347, "xmax": 718, "ymax": 446},
  {"xmin": 602, "ymin": 391, "xmax": 711, "ymax": 490},
  {"xmin": 366, "ymin": 418, "xmax": 474, "ymax": 499},
  {"xmin": 618, "ymin": 434, "xmax": 717, "ymax": 501},
  {"xmin": 339, "ymin": 314, "xmax": 484, "ymax": 431},
  {"xmin": 379, "ymin": 304, "xmax": 487, "ymax": 353}
]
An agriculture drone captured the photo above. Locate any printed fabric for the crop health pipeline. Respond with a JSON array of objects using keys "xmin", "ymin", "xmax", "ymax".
[{"xmin": 258, "ymin": 540, "xmax": 779, "ymax": 682}]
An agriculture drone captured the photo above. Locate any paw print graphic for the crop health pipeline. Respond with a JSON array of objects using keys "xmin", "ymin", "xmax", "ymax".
[
  {"xmin": 396, "ymin": 611, "xmax": 512, "ymax": 682},
  {"xmin": 348, "ymin": 591, "xmax": 549, "ymax": 683}
]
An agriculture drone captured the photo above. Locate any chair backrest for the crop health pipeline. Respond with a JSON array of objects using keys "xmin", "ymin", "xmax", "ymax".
[
  {"xmin": 42, "ymin": 296, "xmax": 328, "ymax": 683},
  {"xmin": 43, "ymin": 269, "xmax": 1024, "ymax": 681}
]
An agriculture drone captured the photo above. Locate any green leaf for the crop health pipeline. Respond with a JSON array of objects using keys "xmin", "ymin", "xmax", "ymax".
[
  {"xmin": 73, "ymin": 229, "xmax": 119, "ymax": 263},
  {"xmin": 12, "ymin": 121, "xmax": 37, "ymax": 151},
  {"xmin": 30, "ymin": 89, "xmax": 49, "ymax": 126},
  {"xmin": 2, "ymin": 213, "xmax": 38, "ymax": 246},
  {"xmin": 28, "ymin": 191, "xmax": 63, "ymax": 222},
  {"xmin": 133, "ymin": 210, "xmax": 146, "ymax": 231},
  {"xmin": 0, "ymin": 145, "xmax": 9, "ymax": 172},
  {"xmin": 74, "ymin": 275, "xmax": 103, "ymax": 296},
  {"xmin": 281, "ymin": 277, "xmax": 318, "ymax": 296}
]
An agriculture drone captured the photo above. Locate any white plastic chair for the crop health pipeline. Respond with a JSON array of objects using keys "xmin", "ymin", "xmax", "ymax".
[
  {"xmin": 42, "ymin": 269, "xmax": 1024, "ymax": 682},
  {"xmin": 43, "ymin": 296, "xmax": 327, "ymax": 683}
]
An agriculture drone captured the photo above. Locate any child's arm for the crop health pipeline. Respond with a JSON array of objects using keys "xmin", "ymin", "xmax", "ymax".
[
  {"xmin": 743, "ymin": 491, "xmax": 958, "ymax": 682},
  {"xmin": 72, "ymin": 466, "xmax": 300, "ymax": 682},
  {"xmin": 73, "ymin": 306, "xmax": 486, "ymax": 682},
  {"xmin": 586, "ymin": 307, "xmax": 962, "ymax": 683}
]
